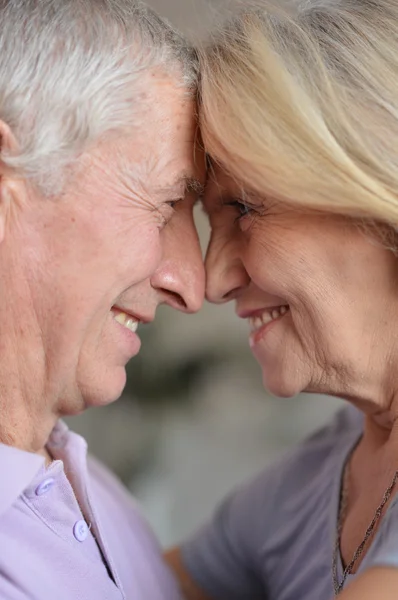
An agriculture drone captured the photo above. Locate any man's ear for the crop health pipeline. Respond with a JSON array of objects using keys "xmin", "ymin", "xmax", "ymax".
[{"xmin": 0, "ymin": 120, "xmax": 23, "ymax": 244}]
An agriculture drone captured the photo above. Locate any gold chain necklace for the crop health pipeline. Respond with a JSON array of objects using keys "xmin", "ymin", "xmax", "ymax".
[{"xmin": 332, "ymin": 443, "xmax": 398, "ymax": 595}]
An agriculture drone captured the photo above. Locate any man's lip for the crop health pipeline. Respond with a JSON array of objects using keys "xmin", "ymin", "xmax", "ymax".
[
  {"xmin": 237, "ymin": 306, "xmax": 289, "ymax": 319},
  {"xmin": 111, "ymin": 306, "xmax": 153, "ymax": 324}
]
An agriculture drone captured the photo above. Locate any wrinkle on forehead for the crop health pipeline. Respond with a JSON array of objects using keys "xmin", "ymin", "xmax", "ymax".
[
  {"xmin": 75, "ymin": 90, "xmax": 202, "ymax": 211},
  {"xmin": 115, "ymin": 138, "xmax": 205, "ymax": 201},
  {"xmin": 76, "ymin": 147, "xmax": 157, "ymax": 214}
]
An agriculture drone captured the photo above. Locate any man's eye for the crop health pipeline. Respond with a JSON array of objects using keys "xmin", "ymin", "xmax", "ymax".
[
  {"xmin": 157, "ymin": 199, "xmax": 183, "ymax": 229},
  {"xmin": 166, "ymin": 198, "xmax": 183, "ymax": 210}
]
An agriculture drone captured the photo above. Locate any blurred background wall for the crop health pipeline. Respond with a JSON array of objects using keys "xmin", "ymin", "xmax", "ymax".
[{"xmin": 66, "ymin": 0, "xmax": 344, "ymax": 548}]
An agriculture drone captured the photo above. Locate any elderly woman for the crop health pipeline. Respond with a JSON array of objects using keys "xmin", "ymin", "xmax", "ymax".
[
  {"xmin": 167, "ymin": 0, "xmax": 398, "ymax": 599},
  {"xmin": 0, "ymin": 1, "xmax": 205, "ymax": 599}
]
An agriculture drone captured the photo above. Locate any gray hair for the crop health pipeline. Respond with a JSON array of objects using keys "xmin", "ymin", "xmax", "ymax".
[{"xmin": 0, "ymin": 0, "xmax": 198, "ymax": 193}]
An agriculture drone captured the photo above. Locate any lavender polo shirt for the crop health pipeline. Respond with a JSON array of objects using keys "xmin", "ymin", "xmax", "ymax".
[{"xmin": 0, "ymin": 420, "xmax": 180, "ymax": 600}]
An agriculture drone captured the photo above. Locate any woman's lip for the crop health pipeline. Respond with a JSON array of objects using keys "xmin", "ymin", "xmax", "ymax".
[
  {"xmin": 249, "ymin": 309, "xmax": 289, "ymax": 348},
  {"xmin": 249, "ymin": 320, "xmax": 275, "ymax": 347},
  {"xmin": 238, "ymin": 306, "xmax": 288, "ymax": 319}
]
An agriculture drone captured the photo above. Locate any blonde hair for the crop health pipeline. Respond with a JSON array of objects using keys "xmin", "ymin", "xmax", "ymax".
[{"xmin": 199, "ymin": 0, "xmax": 398, "ymax": 228}]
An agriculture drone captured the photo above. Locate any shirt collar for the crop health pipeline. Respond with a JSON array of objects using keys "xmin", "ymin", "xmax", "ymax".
[
  {"xmin": 0, "ymin": 420, "xmax": 88, "ymax": 516},
  {"xmin": 0, "ymin": 442, "xmax": 44, "ymax": 516}
]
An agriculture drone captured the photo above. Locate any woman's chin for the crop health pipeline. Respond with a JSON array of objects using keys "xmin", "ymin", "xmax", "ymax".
[{"xmin": 262, "ymin": 371, "xmax": 305, "ymax": 399}]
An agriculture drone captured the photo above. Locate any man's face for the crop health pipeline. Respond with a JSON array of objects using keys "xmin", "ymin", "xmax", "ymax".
[{"xmin": 3, "ymin": 74, "xmax": 205, "ymax": 419}]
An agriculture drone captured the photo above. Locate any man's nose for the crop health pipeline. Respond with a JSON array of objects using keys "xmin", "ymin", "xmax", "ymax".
[
  {"xmin": 205, "ymin": 233, "xmax": 250, "ymax": 304},
  {"xmin": 151, "ymin": 207, "xmax": 205, "ymax": 313}
]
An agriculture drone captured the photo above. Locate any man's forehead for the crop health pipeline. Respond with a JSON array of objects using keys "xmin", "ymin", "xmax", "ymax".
[{"xmin": 117, "ymin": 151, "xmax": 205, "ymax": 198}]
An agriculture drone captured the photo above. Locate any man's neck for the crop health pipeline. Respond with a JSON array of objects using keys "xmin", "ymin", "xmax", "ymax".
[
  {"xmin": 38, "ymin": 446, "xmax": 54, "ymax": 466},
  {"xmin": 0, "ymin": 391, "xmax": 57, "ymax": 457}
]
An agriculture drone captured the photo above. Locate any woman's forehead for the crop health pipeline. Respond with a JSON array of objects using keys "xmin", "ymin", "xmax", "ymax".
[
  {"xmin": 202, "ymin": 165, "xmax": 238, "ymax": 211},
  {"xmin": 205, "ymin": 162, "xmax": 241, "ymax": 193},
  {"xmin": 203, "ymin": 161, "xmax": 258, "ymax": 209}
]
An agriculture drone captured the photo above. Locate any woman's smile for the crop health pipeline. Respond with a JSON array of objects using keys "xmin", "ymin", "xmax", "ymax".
[
  {"xmin": 247, "ymin": 305, "xmax": 290, "ymax": 348},
  {"xmin": 238, "ymin": 305, "xmax": 290, "ymax": 348}
]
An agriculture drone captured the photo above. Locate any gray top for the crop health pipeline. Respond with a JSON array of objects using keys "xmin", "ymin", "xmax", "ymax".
[{"xmin": 182, "ymin": 406, "xmax": 398, "ymax": 600}]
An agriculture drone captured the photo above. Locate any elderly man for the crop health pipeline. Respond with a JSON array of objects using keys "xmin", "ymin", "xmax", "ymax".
[{"xmin": 0, "ymin": 1, "xmax": 205, "ymax": 599}]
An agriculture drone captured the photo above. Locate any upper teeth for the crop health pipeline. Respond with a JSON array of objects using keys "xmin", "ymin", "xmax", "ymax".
[
  {"xmin": 113, "ymin": 311, "xmax": 139, "ymax": 333},
  {"xmin": 249, "ymin": 306, "xmax": 288, "ymax": 332}
]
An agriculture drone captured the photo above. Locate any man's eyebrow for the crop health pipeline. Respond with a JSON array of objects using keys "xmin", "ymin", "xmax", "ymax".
[{"xmin": 156, "ymin": 176, "xmax": 205, "ymax": 198}]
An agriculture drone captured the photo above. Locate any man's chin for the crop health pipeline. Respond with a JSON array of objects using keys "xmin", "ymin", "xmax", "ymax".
[{"xmin": 82, "ymin": 367, "xmax": 127, "ymax": 409}]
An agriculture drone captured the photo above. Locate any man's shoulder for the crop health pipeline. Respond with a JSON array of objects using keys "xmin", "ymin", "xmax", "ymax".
[
  {"xmin": 87, "ymin": 455, "xmax": 181, "ymax": 597},
  {"xmin": 87, "ymin": 454, "xmax": 162, "ymax": 551},
  {"xmin": 0, "ymin": 443, "xmax": 44, "ymax": 517},
  {"xmin": 87, "ymin": 454, "xmax": 145, "ymax": 518}
]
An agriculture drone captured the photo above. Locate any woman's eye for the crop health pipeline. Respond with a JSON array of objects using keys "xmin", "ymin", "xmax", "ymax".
[
  {"xmin": 224, "ymin": 199, "xmax": 254, "ymax": 220},
  {"xmin": 236, "ymin": 201, "xmax": 252, "ymax": 217}
]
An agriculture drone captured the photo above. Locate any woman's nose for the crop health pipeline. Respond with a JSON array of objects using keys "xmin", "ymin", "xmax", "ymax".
[
  {"xmin": 205, "ymin": 234, "xmax": 250, "ymax": 304},
  {"xmin": 151, "ymin": 208, "xmax": 205, "ymax": 313}
]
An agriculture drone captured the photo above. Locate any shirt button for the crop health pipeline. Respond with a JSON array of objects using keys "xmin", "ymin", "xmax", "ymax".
[
  {"xmin": 35, "ymin": 478, "xmax": 55, "ymax": 496},
  {"xmin": 73, "ymin": 520, "xmax": 89, "ymax": 542}
]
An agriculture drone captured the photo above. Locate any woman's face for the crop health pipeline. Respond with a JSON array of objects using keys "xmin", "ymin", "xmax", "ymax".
[
  {"xmin": 2, "ymin": 78, "xmax": 205, "ymax": 417},
  {"xmin": 205, "ymin": 166, "xmax": 398, "ymax": 401}
]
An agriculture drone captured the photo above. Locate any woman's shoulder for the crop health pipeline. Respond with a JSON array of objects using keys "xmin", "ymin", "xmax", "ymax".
[
  {"xmin": 215, "ymin": 405, "xmax": 364, "ymax": 546},
  {"xmin": 297, "ymin": 403, "xmax": 363, "ymax": 451},
  {"xmin": 202, "ymin": 405, "xmax": 363, "ymax": 531},
  {"xmin": 181, "ymin": 405, "xmax": 364, "ymax": 600},
  {"xmin": 292, "ymin": 403, "xmax": 363, "ymax": 466},
  {"xmin": 363, "ymin": 493, "xmax": 398, "ymax": 570},
  {"xmin": 250, "ymin": 404, "xmax": 363, "ymax": 496}
]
